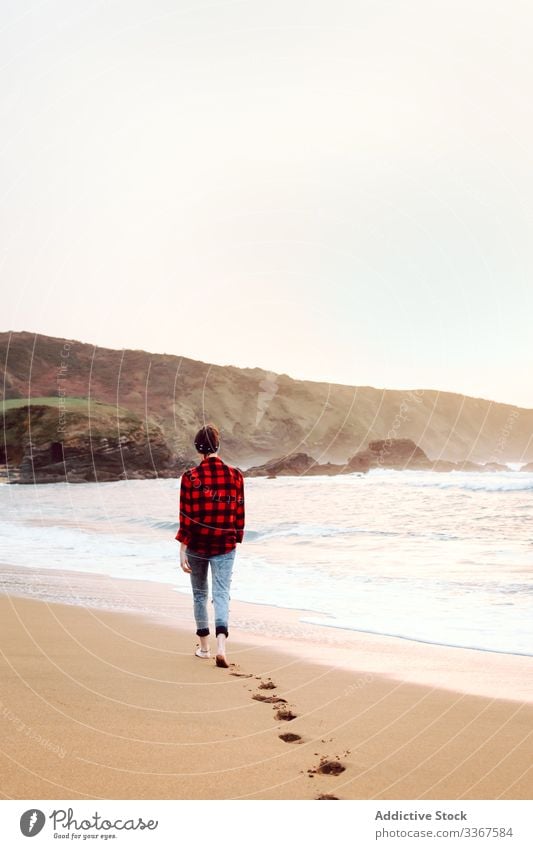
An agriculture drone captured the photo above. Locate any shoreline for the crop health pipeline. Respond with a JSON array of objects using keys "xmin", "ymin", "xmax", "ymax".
[
  {"xmin": 0, "ymin": 589, "xmax": 532, "ymax": 799},
  {"xmin": 1, "ymin": 564, "xmax": 533, "ymax": 703}
]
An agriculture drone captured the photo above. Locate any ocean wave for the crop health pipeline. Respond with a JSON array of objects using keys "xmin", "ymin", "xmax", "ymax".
[
  {"xmin": 299, "ymin": 618, "xmax": 533, "ymax": 657},
  {"xmin": 245, "ymin": 525, "xmax": 462, "ymax": 542},
  {"xmin": 121, "ymin": 517, "xmax": 178, "ymax": 531},
  {"xmin": 405, "ymin": 477, "xmax": 533, "ymax": 493},
  {"xmin": 150, "ymin": 520, "xmax": 179, "ymax": 531},
  {"xmin": 244, "ymin": 524, "xmax": 403, "ymax": 541}
]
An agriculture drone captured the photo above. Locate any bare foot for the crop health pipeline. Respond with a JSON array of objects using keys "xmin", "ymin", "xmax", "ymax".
[{"xmin": 215, "ymin": 655, "xmax": 230, "ymax": 668}]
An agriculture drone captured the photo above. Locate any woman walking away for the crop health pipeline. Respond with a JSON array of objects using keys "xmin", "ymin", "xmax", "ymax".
[{"xmin": 176, "ymin": 424, "xmax": 245, "ymax": 668}]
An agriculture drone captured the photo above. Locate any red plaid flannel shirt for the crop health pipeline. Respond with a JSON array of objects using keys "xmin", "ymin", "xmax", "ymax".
[{"xmin": 175, "ymin": 456, "xmax": 245, "ymax": 556}]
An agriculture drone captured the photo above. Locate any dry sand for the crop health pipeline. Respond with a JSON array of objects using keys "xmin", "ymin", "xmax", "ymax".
[{"xmin": 0, "ymin": 579, "xmax": 532, "ymax": 800}]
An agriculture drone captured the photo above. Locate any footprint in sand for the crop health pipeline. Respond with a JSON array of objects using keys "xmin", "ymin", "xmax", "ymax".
[
  {"xmin": 278, "ymin": 732, "xmax": 302, "ymax": 743},
  {"xmin": 244, "ymin": 670, "xmax": 345, "ymax": 796},
  {"xmin": 317, "ymin": 760, "xmax": 346, "ymax": 775},
  {"xmin": 245, "ymin": 674, "xmax": 299, "ymax": 724},
  {"xmin": 249, "ymin": 690, "xmax": 297, "ymax": 719},
  {"xmin": 252, "ymin": 693, "xmax": 287, "ymax": 704},
  {"xmin": 309, "ymin": 756, "xmax": 346, "ymax": 776},
  {"xmin": 274, "ymin": 705, "xmax": 298, "ymax": 721}
]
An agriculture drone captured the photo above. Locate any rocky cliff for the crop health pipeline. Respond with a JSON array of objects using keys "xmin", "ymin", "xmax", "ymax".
[
  {"xmin": 2, "ymin": 402, "xmax": 188, "ymax": 484},
  {"xmin": 2, "ymin": 330, "xmax": 532, "ymax": 475}
]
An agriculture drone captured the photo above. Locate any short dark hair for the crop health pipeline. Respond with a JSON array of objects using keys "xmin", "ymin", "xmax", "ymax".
[{"xmin": 194, "ymin": 423, "xmax": 220, "ymax": 455}]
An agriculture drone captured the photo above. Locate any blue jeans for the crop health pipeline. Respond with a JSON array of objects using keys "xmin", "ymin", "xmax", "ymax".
[{"xmin": 186, "ymin": 546, "xmax": 236, "ymax": 638}]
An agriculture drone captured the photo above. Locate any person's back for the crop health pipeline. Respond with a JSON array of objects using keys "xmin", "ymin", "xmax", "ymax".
[{"xmin": 177, "ymin": 455, "xmax": 244, "ymax": 556}]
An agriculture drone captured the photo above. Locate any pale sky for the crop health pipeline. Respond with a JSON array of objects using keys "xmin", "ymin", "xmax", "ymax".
[{"xmin": 1, "ymin": 0, "xmax": 532, "ymax": 407}]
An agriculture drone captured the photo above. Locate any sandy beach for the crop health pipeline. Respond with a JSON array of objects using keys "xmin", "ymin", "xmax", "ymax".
[{"xmin": 0, "ymin": 571, "xmax": 531, "ymax": 800}]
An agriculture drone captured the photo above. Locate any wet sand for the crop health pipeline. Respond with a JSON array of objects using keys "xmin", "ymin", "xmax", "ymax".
[{"xmin": 0, "ymin": 573, "xmax": 531, "ymax": 799}]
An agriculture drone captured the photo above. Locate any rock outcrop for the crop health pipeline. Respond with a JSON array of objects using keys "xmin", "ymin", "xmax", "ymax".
[
  {"xmin": 244, "ymin": 452, "xmax": 344, "ymax": 478},
  {"xmin": 245, "ymin": 440, "xmax": 432, "ymax": 477},
  {"xmin": 347, "ymin": 438, "xmax": 430, "ymax": 471},
  {"xmin": 3, "ymin": 403, "xmax": 189, "ymax": 484},
  {"xmin": 481, "ymin": 462, "xmax": 509, "ymax": 472},
  {"xmin": 243, "ymin": 440, "xmax": 516, "ymax": 477}
]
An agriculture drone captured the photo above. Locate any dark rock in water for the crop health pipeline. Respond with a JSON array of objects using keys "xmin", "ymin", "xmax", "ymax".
[
  {"xmin": 370, "ymin": 438, "xmax": 428, "ymax": 463},
  {"xmin": 456, "ymin": 460, "xmax": 485, "ymax": 472},
  {"xmin": 243, "ymin": 438, "xmax": 510, "ymax": 477},
  {"xmin": 245, "ymin": 452, "xmax": 342, "ymax": 477},
  {"xmin": 345, "ymin": 452, "xmax": 372, "ymax": 473},
  {"xmin": 350, "ymin": 440, "xmax": 500, "ymax": 474},
  {"xmin": 432, "ymin": 459, "xmax": 459, "ymax": 472},
  {"xmin": 432, "ymin": 459, "xmax": 482, "ymax": 472},
  {"xmin": 347, "ymin": 438, "xmax": 431, "ymax": 471}
]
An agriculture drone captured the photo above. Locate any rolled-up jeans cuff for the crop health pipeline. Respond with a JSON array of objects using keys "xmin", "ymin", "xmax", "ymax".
[
  {"xmin": 196, "ymin": 627, "xmax": 210, "ymax": 637},
  {"xmin": 215, "ymin": 625, "xmax": 228, "ymax": 638}
]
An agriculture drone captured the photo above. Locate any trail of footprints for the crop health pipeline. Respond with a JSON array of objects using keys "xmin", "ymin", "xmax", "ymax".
[{"xmin": 230, "ymin": 667, "xmax": 347, "ymax": 799}]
